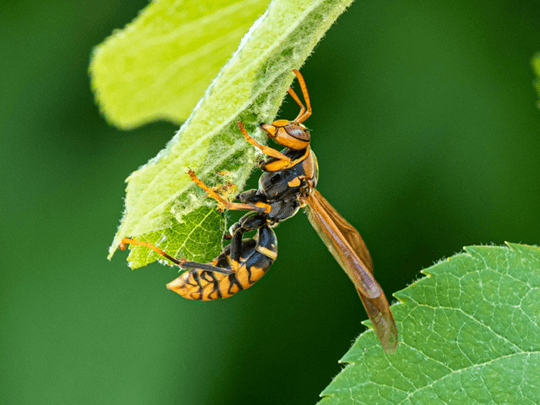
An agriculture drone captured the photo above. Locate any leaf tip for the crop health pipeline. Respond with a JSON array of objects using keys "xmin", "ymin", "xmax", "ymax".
[{"xmin": 107, "ymin": 245, "xmax": 117, "ymax": 261}]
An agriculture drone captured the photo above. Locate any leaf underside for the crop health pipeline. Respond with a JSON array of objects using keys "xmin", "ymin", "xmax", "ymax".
[
  {"xmin": 96, "ymin": 0, "xmax": 356, "ymax": 268},
  {"xmin": 318, "ymin": 243, "xmax": 540, "ymax": 404}
]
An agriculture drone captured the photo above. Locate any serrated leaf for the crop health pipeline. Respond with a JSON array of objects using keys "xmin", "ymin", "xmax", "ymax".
[
  {"xmin": 90, "ymin": 0, "xmax": 271, "ymax": 129},
  {"xmin": 103, "ymin": 0, "xmax": 356, "ymax": 267},
  {"xmin": 319, "ymin": 243, "xmax": 540, "ymax": 404}
]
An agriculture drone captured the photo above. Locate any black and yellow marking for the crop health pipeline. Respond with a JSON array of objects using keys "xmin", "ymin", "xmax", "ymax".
[{"xmin": 166, "ymin": 225, "xmax": 277, "ymax": 301}]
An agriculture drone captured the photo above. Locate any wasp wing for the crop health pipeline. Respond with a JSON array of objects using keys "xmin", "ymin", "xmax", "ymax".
[
  {"xmin": 305, "ymin": 189, "xmax": 398, "ymax": 353},
  {"xmin": 305, "ymin": 189, "xmax": 380, "ymax": 298}
]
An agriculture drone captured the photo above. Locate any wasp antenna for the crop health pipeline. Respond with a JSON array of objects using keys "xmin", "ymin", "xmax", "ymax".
[
  {"xmin": 288, "ymin": 87, "xmax": 306, "ymax": 120},
  {"xmin": 292, "ymin": 69, "xmax": 312, "ymax": 123}
]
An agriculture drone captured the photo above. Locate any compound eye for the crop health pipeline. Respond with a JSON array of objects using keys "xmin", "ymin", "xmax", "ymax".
[
  {"xmin": 269, "ymin": 172, "xmax": 282, "ymax": 184},
  {"xmin": 285, "ymin": 125, "xmax": 310, "ymax": 141}
]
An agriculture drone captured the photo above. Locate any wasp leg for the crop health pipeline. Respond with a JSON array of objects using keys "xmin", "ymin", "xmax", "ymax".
[
  {"xmin": 236, "ymin": 189, "xmax": 267, "ymax": 203},
  {"xmin": 119, "ymin": 238, "xmax": 234, "ymax": 275},
  {"xmin": 188, "ymin": 169, "xmax": 271, "ymax": 214},
  {"xmin": 119, "ymin": 238, "xmax": 182, "ymax": 266},
  {"xmin": 258, "ymin": 147, "xmax": 310, "ymax": 172},
  {"xmin": 237, "ymin": 122, "xmax": 292, "ymax": 164},
  {"xmin": 237, "ymin": 122, "xmax": 311, "ymax": 172},
  {"xmin": 228, "ymin": 214, "xmax": 267, "ymax": 271},
  {"xmin": 170, "ymin": 213, "xmax": 266, "ymax": 275}
]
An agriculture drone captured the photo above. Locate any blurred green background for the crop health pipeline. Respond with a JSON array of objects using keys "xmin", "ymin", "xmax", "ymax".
[{"xmin": 2, "ymin": 1, "xmax": 540, "ymax": 404}]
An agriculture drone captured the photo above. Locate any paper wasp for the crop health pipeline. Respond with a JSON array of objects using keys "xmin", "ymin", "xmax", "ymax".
[{"xmin": 120, "ymin": 70, "xmax": 398, "ymax": 353}]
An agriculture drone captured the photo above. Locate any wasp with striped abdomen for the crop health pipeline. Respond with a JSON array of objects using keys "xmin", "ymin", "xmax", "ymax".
[{"xmin": 119, "ymin": 70, "xmax": 398, "ymax": 353}]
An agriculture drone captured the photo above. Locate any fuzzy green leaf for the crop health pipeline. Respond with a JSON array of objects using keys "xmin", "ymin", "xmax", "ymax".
[
  {"xmin": 319, "ymin": 243, "xmax": 540, "ymax": 404},
  {"xmin": 104, "ymin": 0, "xmax": 356, "ymax": 267},
  {"xmin": 90, "ymin": 0, "xmax": 271, "ymax": 129}
]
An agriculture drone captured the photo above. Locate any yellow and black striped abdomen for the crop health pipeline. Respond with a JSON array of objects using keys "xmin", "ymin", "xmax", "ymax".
[{"xmin": 167, "ymin": 226, "xmax": 277, "ymax": 300}]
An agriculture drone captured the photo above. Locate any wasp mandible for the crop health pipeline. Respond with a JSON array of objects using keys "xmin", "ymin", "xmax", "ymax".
[{"xmin": 120, "ymin": 70, "xmax": 398, "ymax": 354}]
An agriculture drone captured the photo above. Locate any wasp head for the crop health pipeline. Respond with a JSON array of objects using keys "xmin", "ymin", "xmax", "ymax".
[{"xmin": 260, "ymin": 119, "xmax": 310, "ymax": 150}]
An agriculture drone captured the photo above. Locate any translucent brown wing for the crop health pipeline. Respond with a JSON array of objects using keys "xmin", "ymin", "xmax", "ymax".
[{"xmin": 304, "ymin": 189, "xmax": 398, "ymax": 353}]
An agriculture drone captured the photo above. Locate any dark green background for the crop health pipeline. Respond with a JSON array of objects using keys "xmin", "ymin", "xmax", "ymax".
[{"xmin": 2, "ymin": 1, "xmax": 539, "ymax": 404}]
